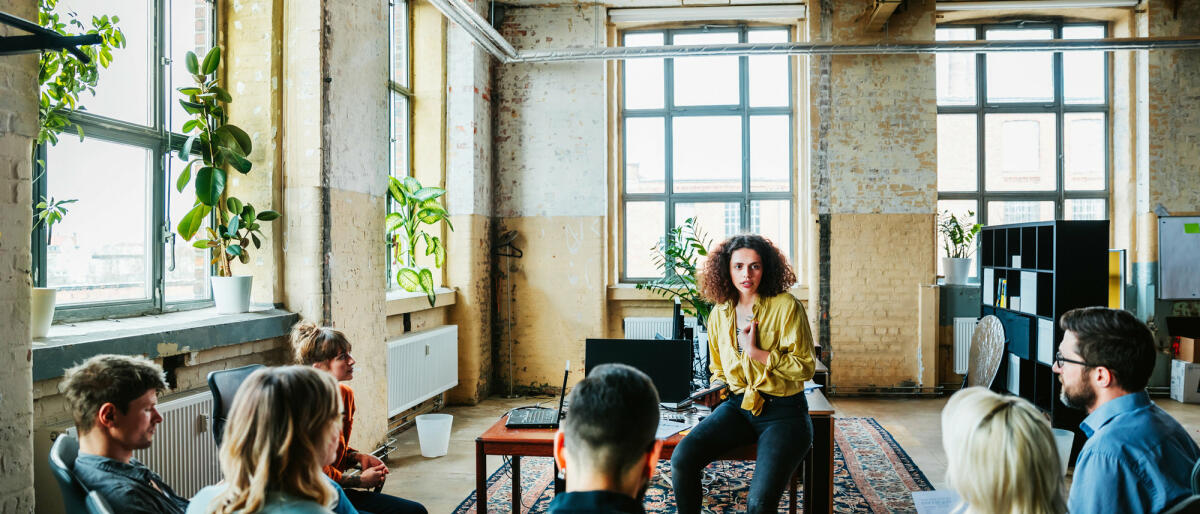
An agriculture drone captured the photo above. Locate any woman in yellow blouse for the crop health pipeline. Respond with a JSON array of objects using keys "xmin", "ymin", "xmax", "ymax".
[{"xmin": 670, "ymin": 234, "xmax": 816, "ymax": 514}]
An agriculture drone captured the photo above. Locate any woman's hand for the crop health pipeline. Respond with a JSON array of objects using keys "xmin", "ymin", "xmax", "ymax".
[{"xmin": 743, "ymin": 320, "xmax": 770, "ymax": 365}]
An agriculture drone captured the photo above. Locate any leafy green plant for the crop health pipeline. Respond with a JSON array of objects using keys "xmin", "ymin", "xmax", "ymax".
[
  {"xmin": 634, "ymin": 217, "xmax": 714, "ymax": 326},
  {"xmin": 174, "ymin": 46, "xmax": 280, "ymax": 277},
  {"xmin": 386, "ymin": 176, "xmax": 453, "ymax": 306},
  {"xmin": 939, "ymin": 210, "xmax": 982, "ymax": 259},
  {"xmin": 36, "ymin": 0, "xmax": 125, "ymax": 147}
]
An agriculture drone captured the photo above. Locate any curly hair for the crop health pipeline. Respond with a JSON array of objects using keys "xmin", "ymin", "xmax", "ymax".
[{"xmin": 699, "ymin": 234, "xmax": 796, "ymax": 305}]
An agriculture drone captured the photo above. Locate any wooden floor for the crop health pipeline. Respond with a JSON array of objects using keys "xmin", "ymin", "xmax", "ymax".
[{"xmin": 379, "ymin": 394, "xmax": 1200, "ymax": 513}]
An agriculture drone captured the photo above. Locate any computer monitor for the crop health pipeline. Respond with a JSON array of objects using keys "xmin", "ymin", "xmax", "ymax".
[
  {"xmin": 671, "ymin": 299, "xmax": 684, "ymax": 340},
  {"xmin": 585, "ymin": 338, "xmax": 693, "ymax": 402}
]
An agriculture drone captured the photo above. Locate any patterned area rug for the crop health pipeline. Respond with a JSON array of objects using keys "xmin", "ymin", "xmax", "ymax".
[{"xmin": 454, "ymin": 417, "xmax": 933, "ymax": 513}]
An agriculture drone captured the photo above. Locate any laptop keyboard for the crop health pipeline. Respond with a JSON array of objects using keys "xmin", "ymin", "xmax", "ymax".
[{"xmin": 522, "ymin": 408, "xmax": 558, "ymax": 424}]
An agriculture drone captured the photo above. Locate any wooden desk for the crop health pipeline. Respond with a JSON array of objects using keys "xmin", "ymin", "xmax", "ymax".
[{"xmin": 475, "ymin": 390, "xmax": 835, "ymax": 513}]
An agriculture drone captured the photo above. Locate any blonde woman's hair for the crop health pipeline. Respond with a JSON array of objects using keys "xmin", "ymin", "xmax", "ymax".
[
  {"xmin": 941, "ymin": 387, "xmax": 1066, "ymax": 514},
  {"xmin": 291, "ymin": 321, "xmax": 352, "ymax": 365},
  {"xmin": 209, "ymin": 366, "xmax": 340, "ymax": 513}
]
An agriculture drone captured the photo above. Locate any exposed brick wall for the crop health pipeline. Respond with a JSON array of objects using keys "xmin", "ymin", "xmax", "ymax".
[
  {"xmin": 1146, "ymin": 0, "xmax": 1200, "ymax": 214},
  {"xmin": 0, "ymin": 0, "xmax": 37, "ymax": 508}
]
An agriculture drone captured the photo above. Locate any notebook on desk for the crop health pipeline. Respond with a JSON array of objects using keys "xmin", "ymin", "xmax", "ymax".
[{"xmin": 506, "ymin": 361, "xmax": 569, "ymax": 429}]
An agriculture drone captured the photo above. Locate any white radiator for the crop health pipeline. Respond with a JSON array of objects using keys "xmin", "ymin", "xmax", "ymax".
[
  {"xmin": 132, "ymin": 391, "xmax": 221, "ymax": 497},
  {"xmin": 388, "ymin": 325, "xmax": 459, "ymax": 416},
  {"xmin": 623, "ymin": 317, "xmax": 696, "ymax": 339},
  {"xmin": 954, "ymin": 317, "xmax": 979, "ymax": 374}
]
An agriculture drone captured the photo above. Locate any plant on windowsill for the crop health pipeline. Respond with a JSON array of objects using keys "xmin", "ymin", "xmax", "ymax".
[
  {"xmin": 29, "ymin": 0, "xmax": 125, "ymax": 337},
  {"xmin": 939, "ymin": 209, "xmax": 982, "ymax": 286},
  {"xmin": 634, "ymin": 217, "xmax": 714, "ymax": 328},
  {"xmin": 174, "ymin": 46, "xmax": 280, "ymax": 314},
  {"xmin": 386, "ymin": 176, "xmax": 453, "ymax": 307}
]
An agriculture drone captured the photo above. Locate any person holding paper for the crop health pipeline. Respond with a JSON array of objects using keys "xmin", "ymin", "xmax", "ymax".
[{"xmin": 670, "ymin": 234, "xmax": 816, "ymax": 514}]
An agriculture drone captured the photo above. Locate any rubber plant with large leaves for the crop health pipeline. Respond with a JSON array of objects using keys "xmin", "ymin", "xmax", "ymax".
[
  {"xmin": 387, "ymin": 176, "xmax": 452, "ymax": 306},
  {"xmin": 174, "ymin": 46, "xmax": 279, "ymax": 276}
]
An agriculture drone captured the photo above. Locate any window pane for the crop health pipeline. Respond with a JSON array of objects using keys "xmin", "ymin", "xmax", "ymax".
[
  {"xmin": 166, "ymin": 158, "xmax": 210, "ymax": 303},
  {"xmin": 1064, "ymin": 112, "xmax": 1105, "ymax": 191},
  {"xmin": 45, "ymin": 138, "xmax": 151, "ymax": 304},
  {"xmin": 748, "ymin": 30, "xmax": 789, "ymax": 108},
  {"xmin": 62, "ymin": 0, "xmax": 152, "ymax": 125},
  {"xmin": 392, "ymin": 93, "xmax": 410, "ymax": 178},
  {"xmin": 625, "ymin": 117, "xmax": 665, "ymax": 193},
  {"xmin": 675, "ymin": 202, "xmax": 740, "ymax": 249},
  {"xmin": 937, "ymin": 114, "xmax": 977, "ymax": 192},
  {"xmin": 1064, "ymin": 26, "xmax": 1105, "ymax": 105},
  {"xmin": 751, "ymin": 200, "xmax": 791, "ymax": 263},
  {"xmin": 392, "ymin": 0, "xmax": 409, "ymax": 88},
  {"xmin": 169, "ymin": 0, "xmax": 214, "ymax": 133},
  {"xmin": 673, "ymin": 32, "xmax": 739, "ymax": 106},
  {"xmin": 985, "ymin": 28, "xmax": 1053, "ymax": 103},
  {"xmin": 936, "ymin": 27, "xmax": 977, "ymax": 106},
  {"xmin": 1065, "ymin": 199, "xmax": 1106, "ymax": 220},
  {"xmin": 750, "ymin": 115, "xmax": 789, "ymax": 192},
  {"xmin": 985, "ymin": 113, "xmax": 1057, "ymax": 191},
  {"xmin": 625, "ymin": 202, "xmax": 665, "ymax": 278},
  {"xmin": 624, "ymin": 33, "xmax": 665, "ymax": 110},
  {"xmin": 673, "ymin": 116, "xmax": 742, "ymax": 193},
  {"xmin": 937, "ymin": 200, "xmax": 979, "ymax": 279},
  {"xmin": 986, "ymin": 201, "xmax": 1054, "ymax": 225}
]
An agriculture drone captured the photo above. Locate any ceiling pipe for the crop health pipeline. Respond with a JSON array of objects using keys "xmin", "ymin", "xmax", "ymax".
[
  {"xmin": 428, "ymin": 0, "xmax": 516, "ymax": 62},
  {"xmin": 935, "ymin": 0, "xmax": 1139, "ymax": 10}
]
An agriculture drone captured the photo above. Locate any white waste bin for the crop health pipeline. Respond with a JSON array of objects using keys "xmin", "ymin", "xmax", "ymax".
[
  {"xmin": 1052, "ymin": 428, "xmax": 1075, "ymax": 476},
  {"xmin": 415, "ymin": 413, "xmax": 453, "ymax": 458}
]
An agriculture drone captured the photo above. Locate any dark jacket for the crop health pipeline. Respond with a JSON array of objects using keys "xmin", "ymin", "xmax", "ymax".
[{"xmin": 547, "ymin": 490, "xmax": 646, "ymax": 514}]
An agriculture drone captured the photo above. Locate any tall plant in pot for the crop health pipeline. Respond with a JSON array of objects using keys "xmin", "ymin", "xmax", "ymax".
[
  {"xmin": 635, "ymin": 217, "xmax": 714, "ymax": 327},
  {"xmin": 30, "ymin": 197, "xmax": 75, "ymax": 337},
  {"xmin": 386, "ymin": 176, "xmax": 452, "ymax": 307},
  {"xmin": 174, "ymin": 47, "xmax": 280, "ymax": 313},
  {"xmin": 939, "ymin": 210, "xmax": 981, "ymax": 286}
]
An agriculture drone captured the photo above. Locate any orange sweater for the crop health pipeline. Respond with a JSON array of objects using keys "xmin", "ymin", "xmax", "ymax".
[{"xmin": 323, "ymin": 383, "xmax": 357, "ymax": 482}]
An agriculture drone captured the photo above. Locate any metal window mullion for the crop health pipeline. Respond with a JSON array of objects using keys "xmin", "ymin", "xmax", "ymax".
[
  {"xmin": 152, "ymin": 0, "xmax": 168, "ymax": 309},
  {"xmin": 739, "ymin": 26, "xmax": 751, "ymax": 233},
  {"xmin": 1054, "ymin": 23, "xmax": 1066, "ymax": 221},
  {"xmin": 663, "ymin": 29, "xmax": 676, "ymax": 271},
  {"xmin": 32, "ymin": 144, "xmax": 48, "ymax": 288},
  {"xmin": 975, "ymin": 25, "xmax": 988, "ymax": 226}
]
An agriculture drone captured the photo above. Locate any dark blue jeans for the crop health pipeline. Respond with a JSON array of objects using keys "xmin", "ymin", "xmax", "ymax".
[
  {"xmin": 670, "ymin": 392, "xmax": 813, "ymax": 514},
  {"xmin": 343, "ymin": 489, "xmax": 427, "ymax": 514}
]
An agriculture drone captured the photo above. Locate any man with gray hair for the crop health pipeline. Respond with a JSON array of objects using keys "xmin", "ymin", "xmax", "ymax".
[
  {"xmin": 62, "ymin": 354, "xmax": 188, "ymax": 514},
  {"xmin": 549, "ymin": 363, "xmax": 663, "ymax": 514}
]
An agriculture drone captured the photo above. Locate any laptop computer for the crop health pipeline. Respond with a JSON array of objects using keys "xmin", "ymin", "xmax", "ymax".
[{"xmin": 506, "ymin": 361, "xmax": 569, "ymax": 429}]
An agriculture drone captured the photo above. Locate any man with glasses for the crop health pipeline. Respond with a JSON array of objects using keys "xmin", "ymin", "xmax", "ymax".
[{"xmin": 1053, "ymin": 307, "xmax": 1199, "ymax": 514}]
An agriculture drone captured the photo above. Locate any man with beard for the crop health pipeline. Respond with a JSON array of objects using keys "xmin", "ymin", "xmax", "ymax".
[
  {"xmin": 549, "ymin": 364, "xmax": 663, "ymax": 513},
  {"xmin": 1054, "ymin": 307, "xmax": 1200, "ymax": 514}
]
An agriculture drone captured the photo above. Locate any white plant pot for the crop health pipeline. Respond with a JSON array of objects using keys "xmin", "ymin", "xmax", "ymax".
[
  {"xmin": 31, "ymin": 287, "xmax": 57, "ymax": 339},
  {"xmin": 211, "ymin": 276, "xmax": 253, "ymax": 314},
  {"xmin": 943, "ymin": 257, "xmax": 973, "ymax": 286}
]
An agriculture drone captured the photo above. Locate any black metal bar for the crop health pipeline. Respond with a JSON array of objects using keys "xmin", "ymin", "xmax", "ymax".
[{"xmin": 0, "ymin": 11, "xmax": 99, "ymax": 61}]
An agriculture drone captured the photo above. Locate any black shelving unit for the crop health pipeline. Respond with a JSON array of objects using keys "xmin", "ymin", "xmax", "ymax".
[{"xmin": 980, "ymin": 220, "xmax": 1108, "ymax": 464}]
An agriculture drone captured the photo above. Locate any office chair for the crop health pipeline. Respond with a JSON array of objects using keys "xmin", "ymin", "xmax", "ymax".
[
  {"xmin": 207, "ymin": 364, "xmax": 264, "ymax": 446},
  {"xmin": 48, "ymin": 433, "xmax": 92, "ymax": 514},
  {"xmin": 1163, "ymin": 495, "xmax": 1200, "ymax": 514},
  {"xmin": 85, "ymin": 491, "xmax": 115, "ymax": 514},
  {"xmin": 1192, "ymin": 458, "xmax": 1200, "ymax": 495}
]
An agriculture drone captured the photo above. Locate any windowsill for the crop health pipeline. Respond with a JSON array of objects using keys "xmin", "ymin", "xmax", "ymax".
[
  {"xmin": 607, "ymin": 284, "xmax": 811, "ymax": 301},
  {"xmin": 386, "ymin": 287, "xmax": 457, "ymax": 316},
  {"xmin": 31, "ymin": 306, "xmax": 299, "ymax": 382}
]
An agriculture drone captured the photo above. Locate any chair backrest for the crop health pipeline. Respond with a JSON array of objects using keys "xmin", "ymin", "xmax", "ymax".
[
  {"xmin": 1192, "ymin": 457, "xmax": 1200, "ymax": 495},
  {"xmin": 207, "ymin": 364, "xmax": 265, "ymax": 447},
  {"xmin": 48, "ymin": 433, "xmax": 91, "ymax": 514},
  {"xmin": 86, "ymin": 491, "xmax": 115, "ymax": 514},
  {"xmin": 1163, "ymin": 495, "xmax": 1200, "ymax": 514}
]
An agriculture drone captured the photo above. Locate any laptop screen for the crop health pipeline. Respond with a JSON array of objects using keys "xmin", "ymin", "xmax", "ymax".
[{"xmin": 555, "ymin": 360, "xmax": 569, "ymax": 417}]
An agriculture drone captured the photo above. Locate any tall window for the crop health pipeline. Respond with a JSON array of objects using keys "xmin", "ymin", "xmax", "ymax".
[
  {"xmin": 386, "ymin": 0, "xmax": 412, "ymax": 287},
  {"xmin": 936, "ymin": 23, "xmax": 1109, "ymax": 276},
  {"xmin": 621, "ymin": 26, "xmax": 795, "ymax": 281},
  {"xmin": 34, "ymin": 0, "xmax": 216, "ymax": 320}
]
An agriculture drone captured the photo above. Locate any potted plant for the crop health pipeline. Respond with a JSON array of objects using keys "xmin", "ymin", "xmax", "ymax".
[
  {"xmin": 174, "ymin": 46, "xmax": 280, "ymax": 313},
  {"xmin": 635, "ymin": 217, "xmax": 714, "ymax": 327},
  {"xmin": 939, "ymin": 210, "xmax": 981, "ymax": 286},
  {"xmin": 30, "ymin": 197, "xmax": 75, "ymax": 337},
  {"xmin": 386, "ymin": 176, "xmax": 452, "ymax": 306}
]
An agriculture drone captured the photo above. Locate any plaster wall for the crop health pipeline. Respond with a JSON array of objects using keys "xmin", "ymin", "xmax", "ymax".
[
  {"xmin": 0, "ymin": 0, "xmax": 36, "ymax": 508},
  {"xmin": 1146, "ymin": 0, "xmax": 1200, "ymax": 214}
]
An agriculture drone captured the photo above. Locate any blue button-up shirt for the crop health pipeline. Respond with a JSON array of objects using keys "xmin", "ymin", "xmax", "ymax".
[
  {"xmin": 74, "ymin": 453, "xmax": 189, "ymax": 514},
  {"xmin": 1068, "ymin": 391, "xmax": 1200, "ymax": 514}
]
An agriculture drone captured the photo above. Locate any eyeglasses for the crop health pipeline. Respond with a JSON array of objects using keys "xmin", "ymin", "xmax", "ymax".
[{"xmin": 1054, "ymin": 351, "xmax": 1090, "ymax": 368}]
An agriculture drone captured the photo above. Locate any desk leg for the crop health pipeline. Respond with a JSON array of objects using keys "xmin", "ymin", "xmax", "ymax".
[
  {"xmin": 475, "ymin": 439, "xmax": 487, "ymax": 514},
  {"xmin": 512, "ymin": 456, "xmax": 522, "ymax": 513},
  {"xmin": 812, "ymin": 416, "xmax": 833, "ymax": 514}
]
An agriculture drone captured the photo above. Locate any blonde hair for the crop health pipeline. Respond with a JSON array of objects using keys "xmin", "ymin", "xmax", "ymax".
[
  {"xmin": 209, "ymin": 366, "xmax": 340, "ymax": 513},
  {"xmin": 291, "ymin": 321, "xmax": 352, "ymax": 365},
  {"xmin": 941, "ymin": 387, "xmax": 1066, "ymax": 514}
]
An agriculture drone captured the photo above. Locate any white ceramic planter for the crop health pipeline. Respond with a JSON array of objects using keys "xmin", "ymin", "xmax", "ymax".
[
  {"xmin": 31, "ymin": 287, "xmax": 57, "ymax": 338},
  {"xmin": 211, "ymin": 275, "xmax": 253, "ymax": 314},
  {"xmin": 943, "ymin": 257, "xmax": 973, "ymax": 286}
]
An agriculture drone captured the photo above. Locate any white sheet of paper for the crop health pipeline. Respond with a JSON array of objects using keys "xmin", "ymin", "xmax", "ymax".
[
  {"xmin": 656, "ymin": 419, "xmax": 693, "ymax": 439},
  {"xmin": 912, "ymin": 490, "xmax": 963, "ymax": 514}
]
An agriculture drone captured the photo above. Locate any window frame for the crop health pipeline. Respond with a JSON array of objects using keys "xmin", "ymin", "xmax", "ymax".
[
  {"xmin": 936, "ymin": 21, "xmax": 1110, "ymax": 228},
  {"xmin": 619, "ymin": 25, "xmax": 797, "ymax": 283},
  {"xmin": 32, "ymin": 0, "xmax": 219, "ymax": 322},
  {"xmin": 385, "ymin": 0, "xmax": 414, "ymax": 289}
]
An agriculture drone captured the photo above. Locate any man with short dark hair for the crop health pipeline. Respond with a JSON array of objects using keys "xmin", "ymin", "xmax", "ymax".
[
  {"xmin": 549, "ymin": 363, "xmax": 663, "ymax": 513},
  {"xmin": 1053, "ymin": 307, "xmax": 1200, "ymax": 514},
  {"xmin": 62, "ymin": 354, "xmax": 188, "ymax": 514}
]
